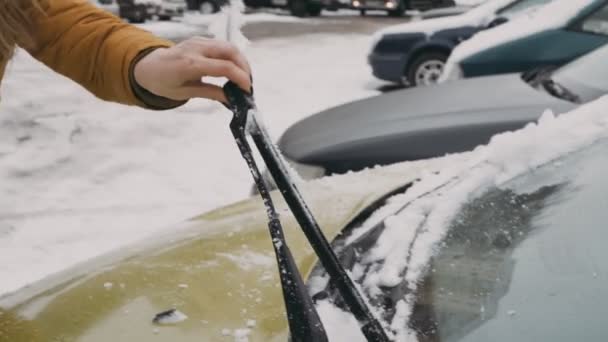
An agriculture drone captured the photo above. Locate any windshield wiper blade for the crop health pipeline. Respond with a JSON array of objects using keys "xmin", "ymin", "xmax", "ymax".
[
  {"xmin": 540, "ymin": 78, "xmax": 581, "ymax": 103},
  {"xmin": 223, "ymin": 82, "xmax": 392, "ymax": 342}
]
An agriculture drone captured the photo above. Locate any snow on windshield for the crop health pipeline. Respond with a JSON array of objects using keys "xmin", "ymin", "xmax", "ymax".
[
  {"xmin": 315, "ymin": 95, "xmax": 608, "ymax": 341},
  {"xmin": 440, "ymin": 0, "xmax": 596, "ymax": 81}
]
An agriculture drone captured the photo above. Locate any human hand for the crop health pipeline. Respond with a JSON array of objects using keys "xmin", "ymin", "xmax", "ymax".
[{"xmin": 133, "ymin": 38, "xmax": 251, "ymax": 103}]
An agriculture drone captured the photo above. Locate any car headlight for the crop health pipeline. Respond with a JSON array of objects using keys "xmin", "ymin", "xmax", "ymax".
[
  {"xmin": 250, "ymin": 159, "xmax": 326, "ymax": 196},
  {"xmin": 437, "ymin": 62, "xmax": 463, "ymax": 83}
]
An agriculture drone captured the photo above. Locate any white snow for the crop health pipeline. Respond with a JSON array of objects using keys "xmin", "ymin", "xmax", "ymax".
[
  {"xmin": 0, "ymin": 21, "xmax": 379, "ymax": 295},
  {"xmin": 440, "ymin": 0, "xmax": 595, "ymax": 82},
  {"xmin": 317, "ymin": 95, "xmax": 608, "ymax": 340}
]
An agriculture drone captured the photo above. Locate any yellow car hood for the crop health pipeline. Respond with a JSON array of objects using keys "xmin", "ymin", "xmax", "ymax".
[{"xmin": 0, "ymin": 156, "xmax": 462, "ymax": 342}]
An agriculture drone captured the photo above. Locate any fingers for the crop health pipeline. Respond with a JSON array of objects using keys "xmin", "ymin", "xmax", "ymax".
[
  {"xmin": 192, "ymin": 38, "xmax": 251, "ymax": 75},
  {"xmin": 181, "ymin": 38, "xmax": 252, "ymax": 92},
  {"xmin": 190, "ymin": 57, "xmax": 252, "ymax": 93},
  {"xmin": 179, "ymin": 82, "xmax": 227, "ymax": 103}
]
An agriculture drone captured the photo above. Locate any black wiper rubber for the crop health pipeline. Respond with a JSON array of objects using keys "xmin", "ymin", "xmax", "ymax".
[
  {"xmin": 223, "ymin": 81, "xmax": 392, "ymax": 342},
  {"xmin": 541, "ymin": 78, "xmax": 581, "ymax": 104}
]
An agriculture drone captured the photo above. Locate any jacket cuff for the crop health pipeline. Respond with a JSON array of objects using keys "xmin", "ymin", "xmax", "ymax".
[{"xmin": 129, "ymin": 47, "xmax": 188, "ymax": 110}]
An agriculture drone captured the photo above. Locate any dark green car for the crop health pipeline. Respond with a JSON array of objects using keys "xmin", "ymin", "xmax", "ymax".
[{"xmin": 441, "ymin": 0, "xmax": 608, "ymax": 81}]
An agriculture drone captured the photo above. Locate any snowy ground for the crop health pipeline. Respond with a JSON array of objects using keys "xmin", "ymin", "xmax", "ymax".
[{"xmin": 0, "ymin": 13, "xmax": 388, "ymax": 296}]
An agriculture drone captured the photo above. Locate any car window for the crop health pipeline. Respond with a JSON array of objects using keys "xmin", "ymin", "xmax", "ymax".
[
  {"xmin": 495, "ymin": 0, "xmax": 552, "ymax": 19},
  {"xmin": 580, "ymin": 3, "xmax": 608, "ymax": 35},
  {"xmin": 409, "ymin": 139, "xmax": 608, "ymax": 342}
]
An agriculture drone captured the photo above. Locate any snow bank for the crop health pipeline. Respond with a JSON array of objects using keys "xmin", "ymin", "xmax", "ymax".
[
  {"xmin": 441, "ymin": 0, "xmax": 595, "ymax": 82},
  {"xmin": 317, "ymin": 95, "xmax": 608, "ymax": 341}
]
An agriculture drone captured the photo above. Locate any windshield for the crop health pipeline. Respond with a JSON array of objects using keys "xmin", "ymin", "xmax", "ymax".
[
  {"xmin": 409, "ymin": 139, "xmax": 608, "ymax": 342},
  {"xmin": 550, "ymin": 43, "xmax": 608, "ymax": 102},
  {"xmin": 496, "ymin": 0, "xmax": 553, "ymax": 19}
]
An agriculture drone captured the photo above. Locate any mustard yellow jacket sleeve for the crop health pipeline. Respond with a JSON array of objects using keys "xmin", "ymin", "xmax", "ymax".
[{"xmin": 24, "ymin": 0, "xmax": 185, "ymax": 109}]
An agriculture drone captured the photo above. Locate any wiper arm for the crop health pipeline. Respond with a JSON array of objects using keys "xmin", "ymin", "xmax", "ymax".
[
  {"xmin": 223, "ymin": 82, "xmax": 392, "ymax": 342},
  {"xmin": 540, "ymin": 78, "xmax": 581, "ymax": 104}
]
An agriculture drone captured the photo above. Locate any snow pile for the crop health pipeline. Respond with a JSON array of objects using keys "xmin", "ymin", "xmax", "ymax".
[
  {"xmin": 317, "ymin": 96, "xmax": 608, "ymax": 341},
  {"xmin": 440, "ymin": 0, "xmax": 595, "ymax": 82}
]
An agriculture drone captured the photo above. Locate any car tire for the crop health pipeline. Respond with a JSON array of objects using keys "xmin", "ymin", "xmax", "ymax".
[
  {"xmin": 359, "ymin": 9, "xmax": 366, "ymax": 15},
  {"xmin": 308, "ymin": 3, "xmax": 322, "ymax": 16},
  {"xmin": 406, "ymin": 52, "xmax": 448, "ymax": 87},
  {"xmin": 129, "ymin": 5, "xmax": 147, "ymax": 23},
  {"xmin": 289, "ymin": 0, "xmax": 309, "ymax": 17},
  {"xmin": 387, "ymin": 0, "xmax": 405, "ymax": 16},
  {"xmin": 199, "ymin": 0, "xmax": 220, "ymax": 13}
]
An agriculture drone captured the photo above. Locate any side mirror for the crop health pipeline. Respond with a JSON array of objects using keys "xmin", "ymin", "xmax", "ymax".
[{"xmin": 486, "ymin": 16, "xmax": 509, "ymax": 29}]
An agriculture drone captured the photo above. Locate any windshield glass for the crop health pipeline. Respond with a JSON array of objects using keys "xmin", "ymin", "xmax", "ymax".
[
  {"xmin": 496, "ymin": 0, "xmax": 553, "ymax": 19},
  {"xmin": 409, "ymin": 139, "xmax": 608, "ymax": 342},
  {"xmin": 551, "ymin": 43, "xmax": 608, "ymax": 102}
]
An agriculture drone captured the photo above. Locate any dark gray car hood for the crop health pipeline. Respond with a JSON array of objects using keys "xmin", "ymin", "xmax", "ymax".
[{"xmin": 279, "ymin": 74, "xmax": 576, "ymax": 173}]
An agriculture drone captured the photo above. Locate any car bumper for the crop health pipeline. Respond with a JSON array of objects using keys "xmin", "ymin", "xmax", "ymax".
[
  {"xmin": 159, "ymin": 5, "xmax": 185, "ymax": 15},
  {"xmin": 368, "ymin": 52, "xmax": 406, "ymax": 83},
  {"xmin": 352, "ymin": 0, "xmax": 398, "ymax": 10}
]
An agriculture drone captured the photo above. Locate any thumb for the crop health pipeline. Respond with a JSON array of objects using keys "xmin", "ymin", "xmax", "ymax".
[{"xmin": 179, "ymin": 82, "xmax": 227, "ymax": 103}]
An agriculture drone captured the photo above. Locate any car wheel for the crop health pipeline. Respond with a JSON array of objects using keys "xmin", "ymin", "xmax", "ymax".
[
  {"xmin": 129, "ymin": 5, "xmax": 147, "ymax": 23},
  {"xmin": 289, "ymin": 0, "xmax": 309, "ymax": 17},
  {"xmin": 199, "ymin": 0, "xmax": 219, "ymax": 13},
  {"xmin": 307, "ymin": 3, "xmax": 322, "ymax": 16},
  {"xmin": 387, "ymin": 0, "xmax": 405, "ymax": 16},
  {"xmin": 359, "ymin": 9, "xmax": 366, "ymax": 15},
  {"xmin": 407, "ymin": 52, "xmax": 448, "ymax": 87}
]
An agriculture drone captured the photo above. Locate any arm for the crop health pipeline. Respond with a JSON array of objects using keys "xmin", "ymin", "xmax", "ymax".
[{"xmin": 24, "ymin": 0, "xmax": 184, "ymax": 108}]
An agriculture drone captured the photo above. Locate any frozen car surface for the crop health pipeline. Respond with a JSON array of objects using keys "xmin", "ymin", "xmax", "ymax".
[
  {"xmin": 310, "ymin": 95, "xmax": 608, "ymax": 341},
  {"xmin": 2, "ymin": 91, "xmax": 608, "ymax": 340}
]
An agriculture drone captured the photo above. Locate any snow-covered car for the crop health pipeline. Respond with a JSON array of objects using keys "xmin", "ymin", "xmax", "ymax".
[
  {"xmin": 157, "ymin": 0, "xmax": 187, "ymax": 19},
  {"xmin": 440, "ymin": 0, "xmax": 608, "ymax": 82},
  {"xmin": 368, "ymin": 0, "xmax": 554, "ymax": 86},
  {"xmin": 352, "ymin": 0, "xmax": 455, "ymax": 17},
  {"xmin": 277, "ymin": 41, "xmax": 608, "ymax": 181},
  {"xmin": 2, "ymin": 87, "xmax": 608, "ymax": 341}
]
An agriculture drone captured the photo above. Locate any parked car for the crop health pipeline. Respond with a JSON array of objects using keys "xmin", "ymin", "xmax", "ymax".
[
  {"xmin": 157, "ymin": 0, "xmax": 187, "ymax": 19},
  {"xmin": 186, "ymin": 0, "xmax": 227, "ymax": 13},
  {"xmin": 418, "ymin": 4, "xmax": 475, "ymax": 19},
  {"xmin": 352, "ymin": 0, "xmax": 455, "ymax": 17},
  {"xmin": 368, "ymin": 0, "xmax": 554, "ymax": 86},
  {"xmin": 441, "ymin": 0, "xmax": 608, "ymax": 82},
  {"xmin": 115, "ymin": 0, "xmax": 153, "ymax": 22},
  {"xmin": 276, "ymin": 41, "xmax": 608, "ymax": 180},
  {"xmin": 2, "ymin": 92, "xmax": 608, "ymax": 341},
  {"xmin": 93, "ymin": 0, "xmax": 121, "ymax": 16},
  {"xmin": 244, "ymin": 0, "xmax": 324, "ymax": 17}
]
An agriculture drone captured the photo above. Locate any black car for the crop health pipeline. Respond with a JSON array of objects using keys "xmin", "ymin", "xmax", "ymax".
[
  {"xmin": 352, "ymin": 0, "xmax": 455, "ymax": 17},
  {"xmin": 244, "ymin": 0, "xmax": 324, "ymax": 17},
  {"xmin": 276, "ymin": 41, "xmax": 608, "ymax": 180},
  {"xmin": 368, "ymin": 0, "xmax": 553, "ymax": 86}
]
